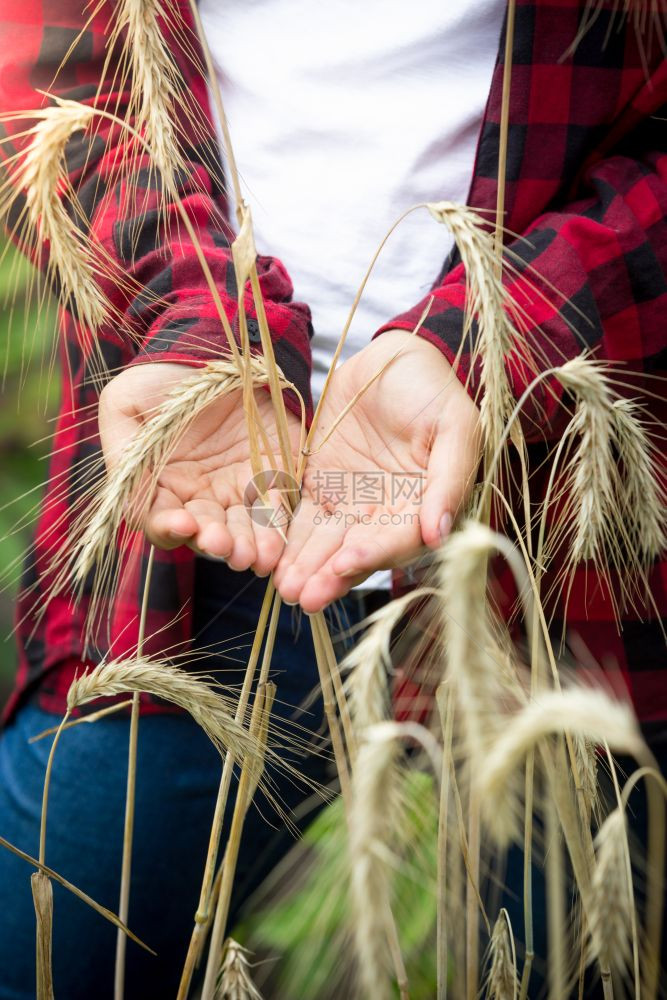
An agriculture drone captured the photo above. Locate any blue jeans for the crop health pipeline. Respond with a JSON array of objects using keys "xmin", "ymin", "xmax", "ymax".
[{"xmin": 0, "ymin": 563, "xmax": 381, "ymax": 999}]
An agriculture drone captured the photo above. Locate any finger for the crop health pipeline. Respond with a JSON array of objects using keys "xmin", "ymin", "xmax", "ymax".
[
  {"xmin": 420, "ymin": 415, "xmax": 482, "ymax": 550},
  {"xmin": 299, "ymin": 518, "xmax": 418, "ymax": 612},
  {"xmin": 276, "ymin": 506, "xmax": 347, "ymax": 605},
  {"xmin": 328, "ymin": 518, "xmax": 420, "ymax": 578},
  {"xmin": 98, "ymin": 381, "xmax": 142, "ymax": 473},
  {"xmin": 144, "ymin": 485, "xmax": 199, "ymax": 549},
  {"xmin": 184, "ymin": 499, "xmax": 234, "ymax": 559},
  {"xmin": 225, "ymin": 504, "xmax": 257, "ymax": 571},
  {"xmin": 272, "ymin": 497, "xmax": 320, "ymax": 587},
  {"xmin": 250, "ymin": 493, "xmax": 290, "ymax": 576},
  {"xmin": 300, "ymin": 571, "xmax": 370, "ymax": 614}
]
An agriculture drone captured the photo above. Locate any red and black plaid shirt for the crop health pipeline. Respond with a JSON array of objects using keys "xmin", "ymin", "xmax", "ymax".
[{"xmin": 0, "ymin": 0, "xmax": 665, "ymax": 724}]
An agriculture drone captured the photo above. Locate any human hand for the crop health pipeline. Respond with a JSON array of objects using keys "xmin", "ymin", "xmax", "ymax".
[
  {"xmin": 273, "ymin": 331, "xmax": 482, "ymax": 612},
  {"xmin": 98, "ymin": 362, "xmax": 301, "ymax": 575}
]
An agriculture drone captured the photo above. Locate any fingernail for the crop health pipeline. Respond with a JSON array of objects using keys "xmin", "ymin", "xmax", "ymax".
[{"xmin": 439, "ymin": 511, "xmax": 452, "ymax": 541}]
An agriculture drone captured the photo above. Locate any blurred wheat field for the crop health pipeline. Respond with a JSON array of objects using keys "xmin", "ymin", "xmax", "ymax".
[{"xmin": 0, "ymin": 238, "xmax": 57, "ymax": 705}]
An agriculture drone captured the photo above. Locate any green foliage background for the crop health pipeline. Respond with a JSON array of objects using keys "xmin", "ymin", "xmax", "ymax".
[{"xmin": 0, "ymin": 238, "xmax": 58, "ymax": 706}]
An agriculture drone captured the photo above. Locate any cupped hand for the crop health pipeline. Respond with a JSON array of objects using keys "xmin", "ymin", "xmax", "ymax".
[
  {"xmin": 273, "ymin": 331, "xmax": 482, "ymax": 612},
  {"xmin": 98, "ymin": 362, "xmax": 301, "ymax": 575}
]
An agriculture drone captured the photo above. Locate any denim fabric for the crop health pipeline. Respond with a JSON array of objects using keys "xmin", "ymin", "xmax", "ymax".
[{"xmin": 0, "ymin": 564, "xmax": 376, "ymax": 1000}]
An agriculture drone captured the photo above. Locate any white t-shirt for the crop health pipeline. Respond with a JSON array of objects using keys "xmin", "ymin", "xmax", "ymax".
[
  {"xmin": 199, "ymin": 1, "xmax": 505, "ymax": 588},
  {"xmin": 199, "ymin": 0, "xmax": 505, "ymax": 400}
]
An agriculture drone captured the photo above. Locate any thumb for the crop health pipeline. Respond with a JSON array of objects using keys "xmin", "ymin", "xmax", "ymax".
[
  {"xmin": 420, "ymin": 412, "xmax": 482, "ymax": 549},
  {"xmin": 98, "ymin": 362, "xmax": 192, "ymax": 472}
]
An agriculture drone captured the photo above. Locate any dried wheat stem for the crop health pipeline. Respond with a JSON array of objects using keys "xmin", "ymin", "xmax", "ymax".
[
  {"xmin": 518, "ymin": 749, "xmax": 535, "ymax": 1000},
  {"xmin": 32, "ymin": 872, "xmax": 55, "ymax": 1000},
  {"xmin": 312, "ymin": 611, "xmax": 357, "ymax": 766},
  {"xmin": 38, "ymin": 711, "xmax": 70, "ymax": 866},
  {"xmin": 438, "ymin": 522, "xmax": 510, "ymax": 1000},
  {"xmin": 201, "ymin": 594, "xmax": 283, "ymax": 1000},
  {"xmin": 215, "ymin": 939, "xmax": 263, "ymax": 1000},
  {"xmin": 245, "ymin": 681, "xmax": 276, "ymax": 808},
  {"xmin": 436, "ymin": 684, "xmax": 454, "ymax": 1000},
  {"xmin": 177, "ymin": 582, "xmax": 276, "ymax": 1000},
  {"xmin": 545, "ymin": 794, "xmax": 566, "ymax": 1000},
  {"xmin": 114, "ymin": 693, "xmax": 140, "ymax": 1000},
  {"xmin": 310, "ymin": 612, "xmax": 353, "ymax": 809},
  {"xmin": 466, "ymin": 794, "xmax": 481, "ymax": 1000},
  {"xmin": 115, "ymin": 544, "xmax": 154, "ymax": 1000},
  {"xmin": 29, "ymin": 699, "xmax": 135, "ymax": 742},
  {"xmin": 0, "ymin": 835, "xmax": 153, "ymax": 951},
  {"xmin": 494, "ymin": 0, "xmax": 516, "ymax": 267},
  {"xmin": 207, "ymin": 691, "xmax": 274, "ymax": 999}
]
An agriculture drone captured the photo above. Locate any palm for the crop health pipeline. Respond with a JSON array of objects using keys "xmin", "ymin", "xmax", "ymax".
[
  {"xmin": 274, "ymin": 331, "xmax": 482, "ymax": 612},
  {"xmin": 99, "ymin": 363, "xmax": 301, "ymax": 574}
]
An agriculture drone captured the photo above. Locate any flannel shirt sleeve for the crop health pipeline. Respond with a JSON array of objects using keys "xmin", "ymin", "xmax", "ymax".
[
  {"xmin": 377, "ymin": 67, "xmax": 667, "ymax": 445},
  {"xmin": 0, "ymin": 0, "xmax": 313, "ymax": 419}
]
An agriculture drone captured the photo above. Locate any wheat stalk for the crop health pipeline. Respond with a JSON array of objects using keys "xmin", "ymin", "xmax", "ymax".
[
  {"xmin": 32, "ymin": 872, "xmax": 55, "ymax": 1000},
  {"xmin": 215, "ymin": 939, "xmax": 263, "ymax": 1000},
  {"xmin": 67, "ymin": 658, "xmax": 257, "ymax": 762}
]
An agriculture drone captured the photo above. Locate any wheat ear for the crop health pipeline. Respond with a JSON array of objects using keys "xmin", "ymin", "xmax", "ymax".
[
  {"xmin": 67, "ymin": 658, "xmax": 257, "ymax": 762},
  {"xmin": 611, "ymin": 397, "xmax": 666, "ymax": 563},
  {"xmin": 215, "ymin": 939, "xmax": 263, "ymax": 1000},
  {"xmin": 344, "ymin": 590, "xmax": 431, "ymax": 731},
  {"xmin": 349, "ymin": 725, "xmax": 408, "ymax": 1000},
  {"xmin": 485, "ymin": 909, "xmax": 518, "ymax": 1000},
  {"xmin": 548, "ymin": 357, "xmax": 665, "ymax": 609},
  {"xmin": 587, "ymin": 808, "xmax": 634, "ymax": 982},
  {"xmin": 426, "ymin": 201, "xmax": 522, "ymax": 459},
  {"xmin": 106, "ymin": 0, "xmax": 185, "ymax": 190},
  {"xmin": 478, "ymin": 688, "xmax": 641, "ymax": 846},
  {"xmin": 6, "ymin": 99, "xmax": 107, "ymax": 332}
]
